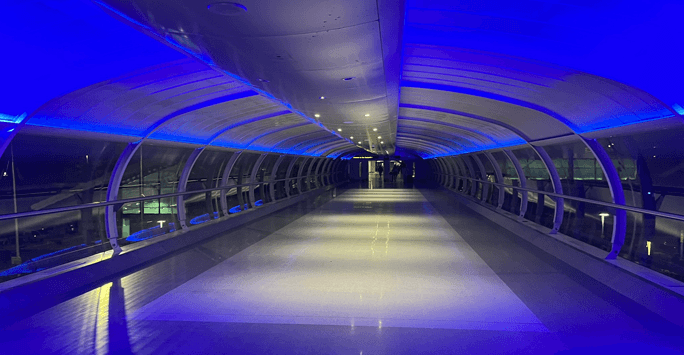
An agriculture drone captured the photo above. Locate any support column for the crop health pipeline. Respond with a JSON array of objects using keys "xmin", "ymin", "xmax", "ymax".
[
  {"xmin": 583, "ymin": 138, "xmax": 627, "ymax": 259},
  {"xmin": 105, "ymin": 142, "xmax": 141, "ymax": 255},
  {"xmin": 462, "ymin": 156, "xmax": 478, "ymax": 197},
  {"xmin": 284, "ymin": 157, "xmax": 299, "ymax": 197},
  {"xmin": 503, "ymin": 150, "xmax": 528, "ymax": 220},
  {"xmin": 485, "ymin": 152, "xmax": 505, "ymax": 209},
  {"xmin": 532, "ymin": 146, "xmax": 564, "ymax": 234},
  {"xmin": 249, "ymin": 154, "xmax": 268, "ymax": 208},
  {"xmin": 472, "ymin": 154, "xmax": 490, "ymax": 202},
  {"xmin": 454, "ymin": 157, "xmax": 468, "ymax": 192},
  {"xmin": 176, "ymin": 148, "xmax": 204, "ymax": 230},
  {"xmin": 270, "ymin": 155, "xmax": 285, "ymax": 202},
  {"xmin": 220, "ymin": 151, "xmax": 242, "ymax": 215}
]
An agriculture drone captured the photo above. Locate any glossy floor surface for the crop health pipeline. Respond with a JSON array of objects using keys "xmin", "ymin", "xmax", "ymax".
[{"xmin": 2, "ymin": 181, "xmax": 684, "ymax": 354}]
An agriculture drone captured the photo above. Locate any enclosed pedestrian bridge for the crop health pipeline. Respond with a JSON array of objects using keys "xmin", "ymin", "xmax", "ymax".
[{"xmin": 1, "ymin": 0, "xmax": 684, "ymax": 352}]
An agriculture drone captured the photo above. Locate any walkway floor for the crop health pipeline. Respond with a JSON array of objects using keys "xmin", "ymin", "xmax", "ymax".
[{"xmin": 1, "ymin": 185, "xmax": 683, "ymax": 354}]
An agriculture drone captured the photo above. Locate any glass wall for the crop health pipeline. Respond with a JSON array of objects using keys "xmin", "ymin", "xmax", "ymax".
[
  {"xmin": 0, "ymin": 133, "xmax": 126, "ymax": 278},
  {"xmin": 431, "ymin": 130, "xmax": 684, "ymax": 282},
  {"xmin": 185, "ymin": 149, "xmax": 233, "ymax": 225},
  {"xmin": 117, "ymin": 143, "xmax": 192, "ymax": 244}
]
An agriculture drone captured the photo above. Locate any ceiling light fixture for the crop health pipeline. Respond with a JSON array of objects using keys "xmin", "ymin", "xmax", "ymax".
[
  {"xmin": 350, "ymin": 136, "xmax": 354, "ymax": 139},
  {"xmin": 365, "ymin": 113, "xmax": 370, "ymax": 117},
  {"xmin": 319, "ymin": 96, "xmax": 325, "ymax": 100},
  {"xmin": 358, "ymin": 142, "xmax": 362, "ymax": 144},
  {"xmin": 337, "ymin": 128, "xmax": 342, "ymax": 132},
  {"xmin": 378, "ymin": 136, "xmax": 382, "ymax": 139},
  {"xmin": 380, "ymin": 141, "xmax": 384, "ymax": 144},
  {"xmin": 373, "ymin": 128, "xmax": 377, "ymax": 131},
  {"xmin": 314, "ymin": 114, "xmax": 320, "ymax": 118}
]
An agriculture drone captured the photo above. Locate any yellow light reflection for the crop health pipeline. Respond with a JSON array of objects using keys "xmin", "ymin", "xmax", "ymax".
[{"xmin": 95, "ymin": 282, "xmax": 113, "ymax": 355}]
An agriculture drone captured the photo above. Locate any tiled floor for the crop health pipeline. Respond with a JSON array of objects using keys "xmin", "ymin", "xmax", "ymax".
[{"xmin": 1, "ymin": 184, "xmax": 683, "ymax": 354}]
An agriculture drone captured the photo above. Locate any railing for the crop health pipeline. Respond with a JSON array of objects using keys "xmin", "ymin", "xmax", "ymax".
[
  {"xmin": 0, "ymin": 172, "xmax": 344, "ymax": 280},
  {"xmin": 435, "ymin": 172, "xmax": 684, "ymax": 282}
]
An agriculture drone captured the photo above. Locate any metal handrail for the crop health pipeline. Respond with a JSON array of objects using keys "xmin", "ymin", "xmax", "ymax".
[
  {"xmin": 0, "ymin": 174, "xmax": 333, "ymax": 222},
  {"xmin": 443, "ymin": 174, "xmax": 684, "ymax": 223}
]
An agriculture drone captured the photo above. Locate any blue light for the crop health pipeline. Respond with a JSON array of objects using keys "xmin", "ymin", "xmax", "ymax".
[
  {"xmin": 229, "ymin": 200, "xmax": 263, "ymax": 214},
  {"xmin": 126, "ymin": 226, "xmax": 167, "ymax": 242},
  {"xmin": 0, "ymin": 243, "xmax": 87, "ymax": 277},
  {"xmin": 0, "ymin": 113, "xmax": 26, "ymax": 124}
]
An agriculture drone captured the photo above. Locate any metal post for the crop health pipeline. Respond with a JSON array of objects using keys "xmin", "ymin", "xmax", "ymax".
[
  {"xmin": 10, "ymin": 144, "xmax": 20, "ymax": 264},
  {"xmin": 284, "ymin": 157, "xmax": 299, "ymax": 197},
  {"xmin": 532, "ymin": 146, "xmax": 564, "ymax": 234},
  {"xmin": 105, "ymin": 142, "xmax": 141, "ymax": 255},
  {"xmin": 176, "ymin": 148, "xmax": 204, "ymax": 230},
  {"xmin": 453, "ymin": 157, "xmax": 468, "ymax": 192},
  {"xmin": 220, "ymin": 151, "xmax": 242, "ymax": 215},
  {"xmin": 297, "ymin": 157, "xmax": 311, "ymax": 194},
  {"xmin": 485, "ymin": 152, "xmax": 505, "ymax": 209},
  {"xmin": 249, "ymin": 154, "xmax": 268, "ymax": 208},
  {"xmin": 472, "ymin": 154, "xmax": 490, "ymax": 202},
  {"xmin": 462, "ymin": 156, "xmax": 478, "ymax": 197},
  {"xmin": 503, "ymin": 150, "xmax": 528, "ymax": 220},
  {"xmin": 583, "ymin": 138, "xmax": 627, "ymax": 259},
  {"xmin": 270, "ymin": 155, "xmax": 285, "ymax": 202}
]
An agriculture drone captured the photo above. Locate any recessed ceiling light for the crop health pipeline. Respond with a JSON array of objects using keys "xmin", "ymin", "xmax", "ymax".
[
  {"xmin": 350, "ymin": 136, "xmax": 354, "ymax": 139},
  {"xmin": 314, "ymin": 114, "xmax": 320, "ymax": 118},
  {"xmin": 337, "ymin": 128, "xmax": 342, "ymax": 132},
  {"xmin": 373, "ymin": 128, "xmax": 377, "ymax": 131},
  {"xmin": 207, "ymin": 2, "xmax": 247, "ymax": 15},
  {"xmin": 381, "ymin": 141, "xmax": 384, "ymax": 144},
  {"xmin": 319, "ymin": 96, "xmax": 325, "ymax": 100},
  {"xmin": 378, "ymin": 136, "xmax": 382, "ymax": 139},
  {"xmin": 365, "ymin": 113, "xmax": 370, "ymax": 117}
]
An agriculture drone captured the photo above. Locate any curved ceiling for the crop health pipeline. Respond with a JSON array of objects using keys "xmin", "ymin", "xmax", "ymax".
[{"xmin": 4, "ymin": 0, "xmax": 683, "ymax": 160}]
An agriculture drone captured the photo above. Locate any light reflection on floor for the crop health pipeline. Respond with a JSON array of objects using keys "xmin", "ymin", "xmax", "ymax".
[{"xmin": 133, "ymin": 189, "xmax": 547, "ymax": 332}]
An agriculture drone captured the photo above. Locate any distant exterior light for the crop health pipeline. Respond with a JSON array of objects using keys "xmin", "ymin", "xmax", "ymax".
[
  {"xmin": 320, "ymin": 96, "xmax": 325, "ymax": 100},
  {"xmin": 365, "ymin": 113, "xmax": 370, "ymax": 117},
  {"xmin": 373, "ymin": 128, "xmax": 378, "ymax": 131},
  {"xmin": 337, "ymin": 128, "xmax": 342, "ymax": 132},
  {"xmin": 314, "ymin": 113, "xmax": 320, "ymax": 118}
]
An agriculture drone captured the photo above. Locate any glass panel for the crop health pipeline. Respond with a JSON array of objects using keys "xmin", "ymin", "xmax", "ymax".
[
  {"xmin": 467, "ymin": 155, "xmax": 483, "ymax": 199},
  {"xmin": 185, "ymin": 149, "xmax": 233, "ymax": 225},
  {"xmin": 118, "ymin": 144, "xmax": 192, "ymax": 240},
  {"xmin": 299, "ymin": 158, "xmax": 314, "ymax": 193},
  {"xmin": 274, "ymin": 156, "xmax": 294, "ymax": 200},
  {"xmin": 289, "ymin": 157, "xmax": 304, "ymax": 195},
  {"xmin": 542, "ymin": 140, "xmax": 611, "ymax": 243},
  {"xmin": 257, "ymin": 154, "xmax": 280, "ymax": 204},
  {"xmin": 228, "ymin": 152, "xmax": 261, "ymax": 213},
  {"xmin": 0, "ymin": 133, "xmax": 126, "ymax": 213},
  {"xmin": 491, "ymin": 151, "xmax": 521, "ymax": 216},
  {"xmin": 0, "ymin": 207, "xmax": 109, "ymax": 281},
  {"xmin": 512, "ymin": 147, "xmax": 554, "ymax": 229},
  {"xmin": 478, "ymin": 153, "xmax": 498, "ymax": 207}
]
